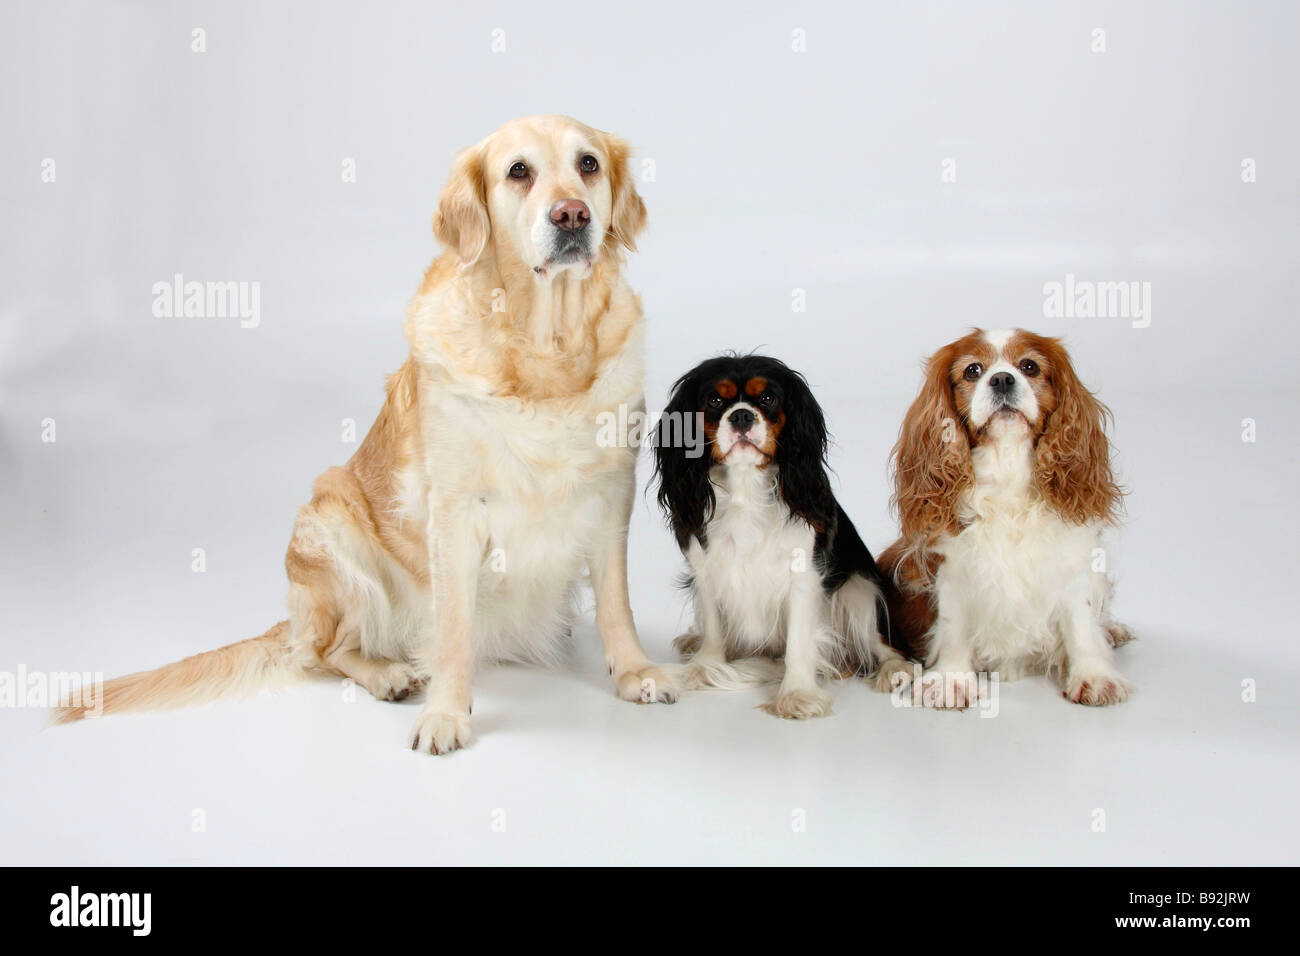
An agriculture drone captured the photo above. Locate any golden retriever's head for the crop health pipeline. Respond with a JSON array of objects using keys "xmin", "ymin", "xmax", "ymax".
[{"xmin": 432, "ymin": 115, "xmax": 647, "ymax": 278}]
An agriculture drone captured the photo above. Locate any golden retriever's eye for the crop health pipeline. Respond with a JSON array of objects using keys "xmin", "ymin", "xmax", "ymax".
[
  {"xmin": 706, "ymin": 395, "xmax": 724, "ymax": 409},
  {"xmin": 963, "ymin": 363, "xmax": 983, "ymax": 382},
  {"xmin": 508, "ymin": 162, "xmax": 529, "ymax": 180},
  {"xmin": 579, "ymin": 154, "xmax": 599, "ymax": 174},
  {"xmin": 1018, "ymin": 358, "xmax": 1040, "ymax": 377}
]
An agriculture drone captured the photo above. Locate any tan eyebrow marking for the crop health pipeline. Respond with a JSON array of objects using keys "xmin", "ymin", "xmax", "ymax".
[{"xmin": 949, "ymin": 342, "xmax": 997, "ymax": 380}]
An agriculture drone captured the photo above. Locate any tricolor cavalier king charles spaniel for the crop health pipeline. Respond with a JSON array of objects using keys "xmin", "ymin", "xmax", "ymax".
[
  {"xmin": 653, "ymin": 355, "xmax": 908, "ymax": 719},
  {"xmin": 878, "ymin": 329, "xmax": 1135, "ymax": 709}
]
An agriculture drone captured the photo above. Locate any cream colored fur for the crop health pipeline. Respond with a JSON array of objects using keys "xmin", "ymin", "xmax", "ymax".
[{"xmin": 53, "ymin": 116, "xmax": 678, "ymax": 753}]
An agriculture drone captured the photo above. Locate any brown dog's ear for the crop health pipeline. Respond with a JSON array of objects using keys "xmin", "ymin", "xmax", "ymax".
[
  {"xmin": 432, "ymin": 146, "xmax": 489, "ymax": 265},
  {"xmin": 601, "ymin": 132, "xmax": 647, "ymax": 253},
  {"xmin": 891, "ymin": 343, "xmax": 973, "ymax": 553},
  {"xmin": 1033, "ymin": 338, "xmax": 1123, "ymax": 524}
]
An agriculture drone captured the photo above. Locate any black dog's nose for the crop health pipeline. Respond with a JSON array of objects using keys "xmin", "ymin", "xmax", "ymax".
[
  {"xmin": 728, "ymin": 408, "xmax": 755, "ymax": 432},
  {"xmin": 988, "ymin": 372, "xmax": 1016, "ymax": 395},
  {"xmin": 549, "ymin": 199, "xmax": 590, "ymax": 232}
]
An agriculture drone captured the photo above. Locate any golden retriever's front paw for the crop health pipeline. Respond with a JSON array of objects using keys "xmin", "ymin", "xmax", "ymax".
[
  {"xmin": 408, "ymin": 710, "xmax": 472, "ymax": 754},
  {"xmin": 1065, "ymin": 672, "xmax": 1130, "ymax": 706},
  {"xmin": 760, "ymin": 686, "xmax": 833, "ymax": 719},
  {"xmin": 615, "ymin": 664, "xmax": 680, "ymax": 704},
  {"xmin": 375, "ymin": 662, "xmax": 427, "ymax": 701}
]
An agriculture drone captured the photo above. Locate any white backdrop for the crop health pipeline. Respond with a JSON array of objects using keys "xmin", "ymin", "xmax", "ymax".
[{"xmin": 2, "ymin": 1, "xmax": 1298, "ymax": 865}]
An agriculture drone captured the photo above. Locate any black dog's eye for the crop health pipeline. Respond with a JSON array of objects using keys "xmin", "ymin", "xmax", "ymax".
[
  {"xmin": 963, "ymin": 363, "xmax": 983, "ymax": 382},
  {"xmin": 706, "ymin": 395, "xmax": 724, "ymax": 409},
  {"xmin": 1018, "ymin": 358, "xmax": 1040, "ymax": 377},
  {"xmin": 508, "ymin": 162, "xmax": 530, "ymax": 180},
  {"xmin": 579, "ymin": 154, "xmax": 599, "ymax": 174},
  {"xmin": 758, "ymin": 392, "xmax": 776, "ymax": 406}
]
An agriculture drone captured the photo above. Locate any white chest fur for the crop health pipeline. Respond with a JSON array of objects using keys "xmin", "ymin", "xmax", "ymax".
[
  {"xmin": 687, "ymin": 465, "xmax": 819, "ymax": 653},
  {"xmin": 934, "ymin": 426, "xmax": 1103, "ymax": 676},
  {"xmin": 390, "ymin": 317, "xmax": 645, "ymax": 664}
]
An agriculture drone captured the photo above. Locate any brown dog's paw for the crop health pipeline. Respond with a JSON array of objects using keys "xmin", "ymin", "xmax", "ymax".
[
  {"xmin": 921, "ymin": 670, "xmax": 980, "ymax": 710},
  {"xmin": 1105, "ymin": 623, "xmax": 1137, "ymax": 648},
  {"xmin": 1064, "ymin": 672, "xmax": 1130, "ymax": 706}
]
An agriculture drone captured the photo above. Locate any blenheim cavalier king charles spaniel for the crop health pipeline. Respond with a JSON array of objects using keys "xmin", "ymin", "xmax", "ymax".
[
  {"xmin": 654, "ymin": 355, "xmax": 909, "ymax": 719},
  {"xmin": 879, "ymin": 329, "xmax": 1135, "ymax": 709}
]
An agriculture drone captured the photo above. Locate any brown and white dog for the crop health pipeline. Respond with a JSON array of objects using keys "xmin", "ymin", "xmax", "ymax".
[
  {"xmin": 54, "ymin": 115, "xmax": 679, "ymax": 753},
  {"xmin": 879, "ymin": 329, "xmax": 1134, "ymax": 709}
]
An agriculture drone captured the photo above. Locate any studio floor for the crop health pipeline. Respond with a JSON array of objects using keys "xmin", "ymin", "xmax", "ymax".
[{"xmin": 3, "ymin": 389, "xmax": 1297, "ymax": 866}]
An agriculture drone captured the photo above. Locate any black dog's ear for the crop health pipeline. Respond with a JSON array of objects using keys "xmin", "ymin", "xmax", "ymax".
[
  {"xmin": 653, "ymin": 373, "xmax": 714, "ymax": 550},
  {"xmin": 773, "ymin": 368, "xmax": 836, "ymax": 535}
]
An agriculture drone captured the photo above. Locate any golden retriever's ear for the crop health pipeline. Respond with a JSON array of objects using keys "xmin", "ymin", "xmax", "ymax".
[
  {"xmin": 601, "ymin": 132, "xmax": 647, "ymax": 253},
  {"xmin": 432, "ymin": 146, "xmax": 489, "ymax": 265}
]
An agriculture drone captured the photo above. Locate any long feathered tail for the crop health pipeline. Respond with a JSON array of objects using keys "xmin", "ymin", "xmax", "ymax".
[
  {"xmin": 832, "ymin": 574, "xmax": 915, "ymax": 691},
  {"xmin": 49, "ymin": 620, "xmax": 307, "ymax": 724},
  {"xmin": 670, "ymin": 633, "xmax": 785, "ymax": 688}
]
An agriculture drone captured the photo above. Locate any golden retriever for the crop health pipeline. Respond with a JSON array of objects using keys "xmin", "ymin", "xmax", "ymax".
[{"xmin": 54, "ymin": 115, "xmax": 679, "ymax": 753}]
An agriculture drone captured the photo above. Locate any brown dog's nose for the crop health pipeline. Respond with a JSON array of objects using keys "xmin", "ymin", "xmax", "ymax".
[{"xmin": 550, "ymin": 199, "xmax": 590, "ymax": 232}]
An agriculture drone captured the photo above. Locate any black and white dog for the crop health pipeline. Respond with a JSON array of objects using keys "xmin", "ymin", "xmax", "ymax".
[{"xmin": 653, "ymin": 354, "xmax": 908, "ymax": 718}]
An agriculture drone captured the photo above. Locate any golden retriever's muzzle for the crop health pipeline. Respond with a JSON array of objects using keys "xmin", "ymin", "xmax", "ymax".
[{"xmin": 544, "ymin": 198, "xmax": 594, "ymax": 265}]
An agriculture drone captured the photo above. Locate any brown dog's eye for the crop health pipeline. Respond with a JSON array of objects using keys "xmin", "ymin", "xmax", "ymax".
[
  {"xmin": 579, "ymin": 155, "xmax": 599, "ymax": 174},
  {"xmin": 508, "ymin": 162, "xmax": 529, "ymax": 180},
  {"xmin": 1018, "ymin": 358, "xmax": 1040, "ymax": 377},
  {"xmin": 963, "ymin": 363, "xmax": 983, "ymax": 382}
]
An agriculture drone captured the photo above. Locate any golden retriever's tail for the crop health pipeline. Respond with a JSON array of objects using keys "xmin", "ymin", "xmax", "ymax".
[{"xmin": 49, "ymin": 620, "xmax": 306, "ymax": 724}]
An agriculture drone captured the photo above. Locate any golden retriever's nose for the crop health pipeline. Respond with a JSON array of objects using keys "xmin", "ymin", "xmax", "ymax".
[{"xmin": 550, "ymin": 199, "xmax": 591, "ymax": 232}]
